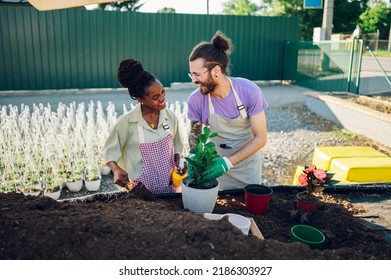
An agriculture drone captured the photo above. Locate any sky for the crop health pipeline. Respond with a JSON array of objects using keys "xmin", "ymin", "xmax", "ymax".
[
  {"xmin": 97, "ymin": 0, "xmax": 228, "ymax": 14},
  {"xmin": 139, "ymin": 0, "xmax": 226, "ymax": 14}
]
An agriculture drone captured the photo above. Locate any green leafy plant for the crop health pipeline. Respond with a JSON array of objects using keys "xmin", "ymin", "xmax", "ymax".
[
  {"xmin": 43, "ymin": 178, "xmax": 62, "ymax": 193},
  {"xmin": 298, "ymin": 165, "xmax": 339, "ymax": 196},
  {"xmin": 22, "ymin": 178, "xmax": 42, "ymax": 193},
  {"xmin": 84, "ymin": 164, "xmax": 101, "ymax": 181},
  {"xmin": 66, "ymin": 160, "xmax": 84, "ymax": 182},
  {"xmin": 184, "ymin": 126, "xmax": 221, "ymax": 188}
]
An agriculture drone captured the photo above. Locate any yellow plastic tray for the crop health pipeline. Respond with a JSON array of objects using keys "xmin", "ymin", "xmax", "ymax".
[
  {"xmin": 292, "ymin": 166, "xmax": 304, "ymax": 185},
  {"xmin": 329, "ymin": 157, "xmax": 391, "ymax": 183},
  {"xmin": 312, "ymin": 146, "xmax": 388, "ymax": 171}
]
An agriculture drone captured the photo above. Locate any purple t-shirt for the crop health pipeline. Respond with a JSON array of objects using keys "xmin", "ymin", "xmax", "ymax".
[{"xmin": 187, "ymin": 77, "xmax": 268, "ymax": 125}]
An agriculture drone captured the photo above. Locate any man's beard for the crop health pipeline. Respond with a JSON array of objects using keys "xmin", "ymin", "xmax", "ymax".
[{"xmin": 196, "ymin": 75, "xmax": 216, "ymax": 95}]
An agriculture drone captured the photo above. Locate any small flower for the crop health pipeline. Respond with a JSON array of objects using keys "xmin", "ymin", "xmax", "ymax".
[
  {"xmin": 313, "ymin": 169, "xmax": 327, "ymax": 180},
  {"xmin": 303, "ymin": 165, "xmax": 315, "ymax": 174},
  {"xmin": 298, "ymin": 174, "xmax": 308, "ymax": 185},
  {"xmin": 299, "ymin": 165, "xmax": 338, "ymax": 196}
]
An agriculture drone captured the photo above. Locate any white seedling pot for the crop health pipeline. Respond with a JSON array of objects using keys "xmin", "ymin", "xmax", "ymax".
[
  {"xmin": 99, "ymin": 166, "xmax": 111, "ymax": 175},
  {"xmin": 66, "ymin": 179, "xmax": 83, "ymax": 192},
  {"xmin": 84, "ymin": 179, "xmax": 101, "ymax": 192},
  {"xmin": 44, "ymin": 189, "xmax": 61, "ymax": 200},
  {"xmin": 222, "ymin": 213, "xmax": 251, "ymax": 235}
]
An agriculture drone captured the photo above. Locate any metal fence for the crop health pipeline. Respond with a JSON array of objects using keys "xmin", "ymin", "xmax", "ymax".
[
  {"xmin": 0, "ymin": 6, "xmax": 299, "ymax": 90},
  {"xmin": 291, "ymin": 40, "xmax": 363, "ymax": 94},
  {"xmin": 367, "ymin": 40, "xmax": 391, "ymax": 52}
]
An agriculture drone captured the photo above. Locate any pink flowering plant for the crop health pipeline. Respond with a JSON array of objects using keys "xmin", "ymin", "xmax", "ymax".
[{"xmin": 298, "ymin": 165, "xmax": 338, "ymax": 196}]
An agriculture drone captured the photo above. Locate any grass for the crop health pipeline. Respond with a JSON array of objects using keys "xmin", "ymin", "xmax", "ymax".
[
  {"xmin": 333, "ymin": 129, "xmax": 358, "ymax": 140},
  {"xmin": 363, "ymin": 50, "xmax": 391, "ymax": 58}
]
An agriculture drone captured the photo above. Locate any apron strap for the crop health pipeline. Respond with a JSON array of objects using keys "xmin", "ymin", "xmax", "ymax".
[
  {"xmin": 227, "ymin": 77, "xmax": 248, "ymax": 119},
  {"xmin": 208, "ymin": 94, "xmax": 215, "ymax": 114}
]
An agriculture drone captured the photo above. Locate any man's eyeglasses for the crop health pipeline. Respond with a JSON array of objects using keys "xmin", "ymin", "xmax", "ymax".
[{"xmin": 188, "ymin": 69, "xmax": 210, "ymax": 80}]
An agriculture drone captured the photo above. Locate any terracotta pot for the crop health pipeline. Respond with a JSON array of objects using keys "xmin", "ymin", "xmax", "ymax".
[{"xmin": 296, "ymin": 192, "xmax": 319, "ymax": 212}]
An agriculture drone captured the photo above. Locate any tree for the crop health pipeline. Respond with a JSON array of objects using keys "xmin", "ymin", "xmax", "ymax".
[
  {"xmin": 222, "ymin": 0, "xmax": 261, "ymax": 16},
  {"xmin": 359, "ymin": 1, "xmax": 391, "ymax": 39},
  {"xmin": 260, "ymin": 0, "xmax": 368, "ymax": 41},
  {"xmin": 157, "ymin": 7, "xmax": 176, "ymax": 14},
  {"xmin": 98, "ymin": 0, "xmax": 143, "ymax": 11},
  {"xmin": 332, "ymin": 0, "xmax": 368, "ymax": 33},
  {"xmin": 260, "ymin": 0, "xmax": 323, "ymax": 40}
]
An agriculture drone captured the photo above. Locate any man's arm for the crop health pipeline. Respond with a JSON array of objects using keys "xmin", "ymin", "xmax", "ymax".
[
  {"xmin": 227, "ymin": 111, "xmax": 267, "ymax": 166},
  {"xmin": 188, "ymin": 120, "xmax": 203, "ymax": 149}
]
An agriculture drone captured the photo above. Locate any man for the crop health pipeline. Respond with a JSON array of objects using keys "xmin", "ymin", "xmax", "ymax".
[{"xmin": 187, "ymin": 30, "xmax": 268, "ymax": 191}]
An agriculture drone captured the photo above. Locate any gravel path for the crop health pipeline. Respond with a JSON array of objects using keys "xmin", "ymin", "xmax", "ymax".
[{"xmin": 261, "ymin": 87, "xmax": 391, "ymax": 186}]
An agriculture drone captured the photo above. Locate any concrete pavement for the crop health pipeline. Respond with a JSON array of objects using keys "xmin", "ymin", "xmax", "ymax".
[{"xmin": 0, "ymin": 81, "xmax": 311, "ymax": 113}]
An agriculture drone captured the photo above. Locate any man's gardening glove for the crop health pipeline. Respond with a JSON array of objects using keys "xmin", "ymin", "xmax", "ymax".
[{"xmin": 202, "ymin": 157, "xmax": 233, "ymax": 181}]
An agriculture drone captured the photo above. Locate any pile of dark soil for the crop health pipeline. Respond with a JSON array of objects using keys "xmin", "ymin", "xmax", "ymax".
[{"xmin": 1, "ymin": 189, "xmax": 391, "ymax": 260}]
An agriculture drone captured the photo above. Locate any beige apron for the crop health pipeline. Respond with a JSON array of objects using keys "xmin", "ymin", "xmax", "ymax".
[{"xmin": 208, "ymin": 78, "xmax": 262, "ymax": 190}]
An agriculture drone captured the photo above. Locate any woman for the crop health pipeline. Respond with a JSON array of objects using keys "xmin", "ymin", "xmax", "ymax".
[{"xmin": 103, "ymin": 58, "xmax": 185, "ymax": 194}]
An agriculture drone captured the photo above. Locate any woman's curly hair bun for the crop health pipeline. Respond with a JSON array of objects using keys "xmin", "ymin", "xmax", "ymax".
[{"xmin": 117, "ymin": 59, "xmax": 145, "ymax": 88}]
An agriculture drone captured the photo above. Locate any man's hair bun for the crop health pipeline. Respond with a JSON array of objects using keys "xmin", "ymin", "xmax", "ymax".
[{"xmin": 212, "ymin": 31, "xmax": 233, "ymax": 55}]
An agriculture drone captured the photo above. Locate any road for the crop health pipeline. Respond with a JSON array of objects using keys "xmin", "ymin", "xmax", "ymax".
[
  {"xmin": 360, "ymin": 55, "xmax": 391, "ymax": 94},
  {"xmin": 361, "ymin": 55, "xmax": 391, "ymax": 73}
]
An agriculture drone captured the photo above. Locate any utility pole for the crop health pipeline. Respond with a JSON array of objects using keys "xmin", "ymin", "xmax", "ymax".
[
  {"xmin": 207, "ymin": 0, "xmax": 209, "ymax": 14},
  {"xmin": 388, "ymin": 23, "xmax": 391, "ymax": 52},
  {"xmin": 321, "ymin": 0, "xmax": 334, "ymax": 40},
  {"xmin": 321, "ymin": 0, "xmax": 334, "ymax": 70}
]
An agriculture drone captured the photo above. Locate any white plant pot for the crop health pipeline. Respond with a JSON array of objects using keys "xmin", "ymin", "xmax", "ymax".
[
  {"xmin": 22, "ymin": 189, "xmax": 42, "ymax": 196},
  {"xmin": 84, "ymin": 179, "xmax": 101, "ymax": 192},
  {"xmin": 22, "ymin": 183, "xmax": 42, "ymax": 196},
  {"xmin": 44, "ymin": 188, "xmax": 61, "ymax": 200},
  {"xmin": 99, "ymin": 166, "xmax": 111, "ymax": 175},
  {"xmin": 66, "ymin": 179, "xmax": 83, "ymax": 192},
  {"xmin": 181, "ymin": 181, "xmax": 219, "ymax": 215}
]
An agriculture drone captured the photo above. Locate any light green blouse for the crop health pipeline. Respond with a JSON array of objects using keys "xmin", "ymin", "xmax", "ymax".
[{"xmin": 103, "ymin": 104, "xmax": 184, "ymax": 180}]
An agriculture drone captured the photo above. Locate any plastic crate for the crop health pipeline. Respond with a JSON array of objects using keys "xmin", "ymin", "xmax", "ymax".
[
  {"xmin": 329, "ymin": 157, "xmax": 391, "ymax": 183},
  {"xmin": 292, "ymin": 166, "xmax": 304, "ymax": 185},
  {"xmin": 312, "ymin": 146, "xmax": 388, "ymax": 171}
]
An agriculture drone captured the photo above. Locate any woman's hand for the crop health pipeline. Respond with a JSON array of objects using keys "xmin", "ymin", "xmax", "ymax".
[
  {"xmin": 175, "ymin": 158, "xmax": 188, "ymax": 175},
  {"xmin": 107, "ymin": 161, "xmax": 131, "ymax": 188},
  {"xmin": 113, "ymin": 168, "xmax": 131, "ymax": 188}
]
